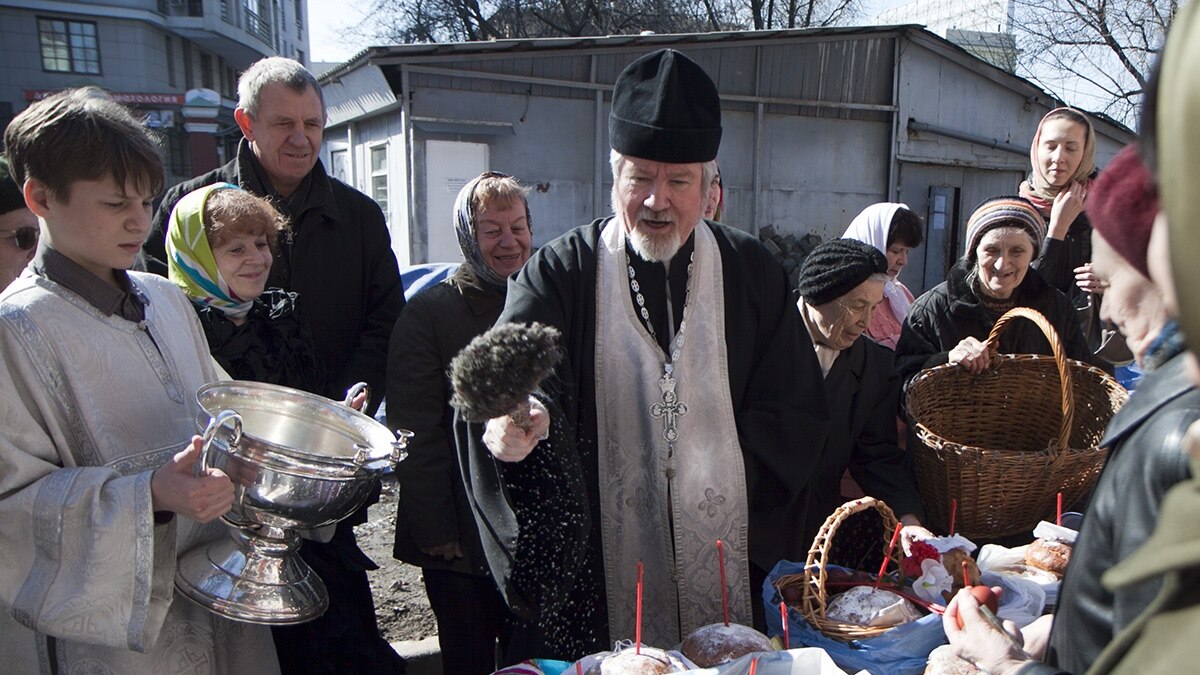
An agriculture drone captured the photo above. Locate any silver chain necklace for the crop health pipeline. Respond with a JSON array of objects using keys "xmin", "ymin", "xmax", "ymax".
[{"xmin": 628, "ymin": 252, "xmax": 694, "ymax": 443}]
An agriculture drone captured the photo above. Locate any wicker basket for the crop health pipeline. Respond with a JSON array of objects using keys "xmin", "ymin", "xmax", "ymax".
[
  {"xmin": 774, "ymin": 496, "xmax": 904, "ymax": 641},
  {"xmin": 906, "ymin": 307, "xmax": 1128, "ymax": 539}
]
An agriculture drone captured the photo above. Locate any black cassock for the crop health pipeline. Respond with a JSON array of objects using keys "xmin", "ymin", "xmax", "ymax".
[{"xmin": 457, "ymin": 218, "xmax": 829, "ymax": 660}]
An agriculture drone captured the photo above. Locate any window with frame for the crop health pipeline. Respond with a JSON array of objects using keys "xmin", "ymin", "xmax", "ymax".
[
  {"xmin": 38, "ymin": 18, "xmax": 100, "ymax": 74},
  {"xmin": 370, "ymin": 146, "xmax": 388, "ymax": 216}
]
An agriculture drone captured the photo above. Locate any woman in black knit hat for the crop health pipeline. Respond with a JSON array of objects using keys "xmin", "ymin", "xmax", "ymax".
[{"xmin": 795, "ymin": 238, "xmax": 927, "ymax": 556}]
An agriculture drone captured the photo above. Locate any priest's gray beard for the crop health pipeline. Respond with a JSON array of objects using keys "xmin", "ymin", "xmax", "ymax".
[{"xmin": 624, "ymin": 210, "xmax": 694, "ymax": 263}]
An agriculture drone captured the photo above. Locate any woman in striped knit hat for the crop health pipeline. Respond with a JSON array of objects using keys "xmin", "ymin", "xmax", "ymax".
[{"xmin": 894, "ymin": 195, "xmax": 1096, "ymax": 388}]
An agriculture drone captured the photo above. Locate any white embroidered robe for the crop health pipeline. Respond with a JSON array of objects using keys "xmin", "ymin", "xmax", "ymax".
[{"xmin": 0, "ymin": 272, "xmax": 278, "ymax": 675}]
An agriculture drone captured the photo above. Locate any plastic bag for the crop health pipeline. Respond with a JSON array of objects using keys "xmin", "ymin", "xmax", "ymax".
[
  {"xmin": 764, "ymin": 561, "xmax": 946, "ymax": 675},
  {"xmin": 977, "ymin": 543, "xmax": 1061, "ymax": 607},
  {"xmin": 705, "ymin": 648, "xmax": 863, "ymax": 674}
]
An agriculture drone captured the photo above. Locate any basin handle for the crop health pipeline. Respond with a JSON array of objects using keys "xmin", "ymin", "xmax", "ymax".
[
  {"xmin": 343, "ymin": 382, "xmax": 370, "ymax": 412},
  {"xmin": 198, "ymin": 410, "xmax": 243, "ymax": 478},
  {"xmin": 391, "ymin": 428, "xmax": 415, "ymax": 463}
]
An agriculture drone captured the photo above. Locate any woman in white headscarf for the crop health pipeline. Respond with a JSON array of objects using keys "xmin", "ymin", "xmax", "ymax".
[{"xmin": 842, "ymin": 203, "xmax": 924, "ymax": 350}]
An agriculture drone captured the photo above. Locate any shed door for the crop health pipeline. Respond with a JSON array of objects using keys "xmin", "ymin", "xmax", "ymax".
[{"xmin": 425, "ymin": 141, "xmax": 488, "ymax": 263}]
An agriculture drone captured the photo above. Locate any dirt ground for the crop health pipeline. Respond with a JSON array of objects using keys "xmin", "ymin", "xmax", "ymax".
[{"xmin": 356, "ymin": 474, "xmax": 439, "ymax": 643}]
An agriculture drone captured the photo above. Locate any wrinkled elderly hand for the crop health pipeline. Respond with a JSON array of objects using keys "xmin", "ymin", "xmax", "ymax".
[
  {"xmin": 948, "ymin": 336, "xmax": 993, "ymax": 374},
  {"xmin": 151, "ymin": 436, "xmax": 234, "ymax": 523},
  {"xmin": 943, "ymin": 587, "xmax": 1031, "ymax": 675},
  {"xmin": 899, "ymin": 520, "xmax": 935, "ymax": 556},
  {"xmin": 483, "ymin": 397, "xmax": 550, "ymax": 463},
  {"xmin": 1019, "ymin": 614, "xmax": 1054, "ymax": 661}
]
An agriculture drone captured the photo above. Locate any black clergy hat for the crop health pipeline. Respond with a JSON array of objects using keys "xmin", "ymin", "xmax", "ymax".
[{"xmin": 609, "ymin": 49, "xmax": 722, "ymax": 163}]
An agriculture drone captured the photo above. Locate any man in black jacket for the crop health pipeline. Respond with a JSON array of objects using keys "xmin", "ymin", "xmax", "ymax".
[
  {"xmin": 146, "ymin": 59, "xmax": 403, "ymax": 415},
  {"xmin": 146, "ymin": 57, "xmax": 405, "ymax": 674}
]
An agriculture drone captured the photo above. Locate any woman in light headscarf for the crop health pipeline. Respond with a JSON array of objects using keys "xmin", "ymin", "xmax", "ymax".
[
  {"xmin": 1023, "ymin": 108, "xmax": 1112, "ymax": 356},
  {"xmin": 166, "ymin": 182, "xmax": 324, "ymax": 389},
  {"xmin": 387, "ymin": 171, "xmax": 534, "ymax": 675},
  {"xmin": 842, "ymin": 202, "xmax": 924, "ymax": 349}
]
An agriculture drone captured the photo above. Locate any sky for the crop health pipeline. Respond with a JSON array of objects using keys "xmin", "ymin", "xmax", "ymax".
[{"xmin": 305, "ymin": 0, "xmax": 910, "ymax": 64}]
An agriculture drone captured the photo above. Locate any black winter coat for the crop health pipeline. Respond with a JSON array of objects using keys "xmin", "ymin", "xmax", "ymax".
[
  {"xmin": 147, "ymin": 140, "xmax": 404, "ymax": 414},
  {"xmin": 804, "ymin": 332, "xmax": 924, "ymax": 546},
  {"xmin": 193, "ymin": 289, "xmax": 325, "ymax": 394},
  {"xmin": 1034, "ymin": 211, "xmax": 1092, "ymax": 304},
  {"xmin": 895, "ymin": 259, "xmax": 1092, "ymax": 389},
  {"xmin": 1045, "ymin": 352, "xmax": 1199, "ymax": 673},
  {"xmin": 387, "ymin": 265, "xmax": 503, "ymax": 575}
]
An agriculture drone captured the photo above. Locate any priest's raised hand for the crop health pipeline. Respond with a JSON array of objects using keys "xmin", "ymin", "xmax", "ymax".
[
  {"xmin": 482, "ymin": 396, "xmax": 550, "ymax": 462},
  {"xmin": 151, "ymin": 436, "xmax": 236, "ymax": 522}
]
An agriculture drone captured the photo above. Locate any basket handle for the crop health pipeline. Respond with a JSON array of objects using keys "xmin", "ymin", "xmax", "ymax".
[
  {"xmin": 985, "ymin": 307, "xmax": 1074, "ymax": 451},
  {"xmin": 800, "ymin": 497, "xmax": 901, "ymax": 619}
]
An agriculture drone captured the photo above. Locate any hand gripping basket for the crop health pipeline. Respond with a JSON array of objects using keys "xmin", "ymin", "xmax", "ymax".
[
  {"xmin": 906, "ymin": 307, "xmax": 1128, "ymax": 539},
  {"xmin": 774, "ymin": 497, "xmax": 904, "ymax": 641}
]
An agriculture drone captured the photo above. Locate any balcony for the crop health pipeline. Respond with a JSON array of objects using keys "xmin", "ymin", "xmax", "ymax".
[
  {"xmin": 158, "ymin": 0, "xmax": 205, "ymax": 16},
  {"xmin": 162, "ymin": 0, "xmax": 276, "ymax": 67},
  {"xmin": 244, "ymin": 7, "xmax": 272, "ymax": 46}
]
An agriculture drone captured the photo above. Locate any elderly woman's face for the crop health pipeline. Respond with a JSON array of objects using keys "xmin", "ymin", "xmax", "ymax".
[
  {"xmin": 1093, "ymin": 231, "xmax": 1166, "ymax": 365},
  {"xmin": 808, "ymin": 278, "xmax": 886, "ymax": 351},
  {"xmin": 475, "ymin": 200, "xmax": 532, "ymax": 278},
  {"xmin": 975, "ymin": 227, "xmax": 1034, "ymax": 300}
]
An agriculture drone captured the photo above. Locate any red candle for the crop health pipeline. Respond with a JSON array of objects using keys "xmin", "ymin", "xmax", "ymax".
[
  {"xmin": 1056, "ymin": 492, "xmax": 1063, "ymax": 527},
  {"xmin": 949, "ymin": 498, "xmax": 957, "ymax": 535},
  {"xmin": 780, "ymin": 601, "xmax": 790, "ymax": 649},
  {"xmin": 875, "ymin": 522, "xmax": 903, "ymax": 588},
  {"xmin": 749, "ymin": 656, "xmax": 760, "ymax": 675},
  {"xmin": 636, "ymin": 561, "xmax": 643, "ymax": 655},
  {"xmin": 717, "ymin": 539, "xmax": 729, "ymax": 626},
  {"xmin": 576, "ymin": 663, "xmax": 583, "ymax": 675}
]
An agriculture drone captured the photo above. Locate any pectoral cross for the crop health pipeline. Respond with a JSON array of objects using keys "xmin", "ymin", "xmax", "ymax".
[{"xmin": 650, "ymin": 365, "xmax": 688, "ymax": 443}]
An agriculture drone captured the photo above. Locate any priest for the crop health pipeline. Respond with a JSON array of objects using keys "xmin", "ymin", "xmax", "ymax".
[{"xmin": 458, "ymin": 48, "xmax": 829, "ymax": 660}]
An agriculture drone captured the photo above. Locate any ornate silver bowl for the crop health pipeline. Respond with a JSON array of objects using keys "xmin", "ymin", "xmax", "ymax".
[{"xmin": 175, "ymin": 381, "xmax": 412, "ymax": 625}]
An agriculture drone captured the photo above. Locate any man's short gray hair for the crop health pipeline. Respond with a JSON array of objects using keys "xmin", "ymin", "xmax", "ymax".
[
  {"xmin": 237, "ymin": 57, "xmax": 325, "ymax": 118},
  {"xmin": 609, "ymin": 150, "xmax": 718, "ymax": 197}
]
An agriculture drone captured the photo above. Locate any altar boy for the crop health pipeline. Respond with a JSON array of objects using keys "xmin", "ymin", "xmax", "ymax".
[{"xmin": 0, "ymin": 87, "xmax": 279, "ymax": 674}]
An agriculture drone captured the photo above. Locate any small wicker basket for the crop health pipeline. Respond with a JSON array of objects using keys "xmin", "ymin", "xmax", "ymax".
[
  {"xmin": 774, "ymin": 496, "xmax": 904, "ymax": 641},
  {"xmin": 906, "ymin": 307, "xmax": 1128, "ymax": 539}
]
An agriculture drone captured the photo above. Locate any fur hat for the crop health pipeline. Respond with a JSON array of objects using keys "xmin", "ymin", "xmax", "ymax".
[
  {"xmin": 609, "ymin": 49, "xmax": 722, "ymax": 163},
  {"xmin": 1088, "ymin": 144, "xmax": 1158, "ymax": 278},
  {"xmin": 797, "ymin": 238, "xmax": 889, "ymax": 305},
  {"xmin": 963, "ymin": 196, "xmax": 1046, "ymax": 260}
]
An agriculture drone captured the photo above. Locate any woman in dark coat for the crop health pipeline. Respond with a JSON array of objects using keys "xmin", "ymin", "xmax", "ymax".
[
  {"xmin": 896, "ymin": 196, "xmax": 1093, "ymax": 389},
  {"xmin": 166, "ymin": 184, "xmax": 401, "ymax": 675},
  {"xmin": 795, "ymin": 239, "xmax": 926, "ymax": 558},
  {"xmin": 386, "ymin": 172, "xmax": 533, "ymax": 675}
]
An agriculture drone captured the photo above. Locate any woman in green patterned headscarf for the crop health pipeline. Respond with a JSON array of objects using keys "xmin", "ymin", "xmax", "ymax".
[{"xmin": 166, "ymin": 183, "xmax": 323, "ymax": 390}]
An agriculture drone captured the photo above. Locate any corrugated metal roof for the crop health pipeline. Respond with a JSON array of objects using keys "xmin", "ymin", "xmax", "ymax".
[{"xmin": 318, "ymin": 24, "xmax": 1132, "ymax": 136}]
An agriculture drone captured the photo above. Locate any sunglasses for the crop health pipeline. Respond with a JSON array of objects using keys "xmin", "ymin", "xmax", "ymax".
[{"xmin": 1, "ymin": 227, "xmax": 38, "ymax": 251}]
